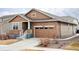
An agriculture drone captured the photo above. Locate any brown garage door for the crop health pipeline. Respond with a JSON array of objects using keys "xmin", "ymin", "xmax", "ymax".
[{"xmin": 34, "ymin": 26, "xmax": 55, "ymax": 38}]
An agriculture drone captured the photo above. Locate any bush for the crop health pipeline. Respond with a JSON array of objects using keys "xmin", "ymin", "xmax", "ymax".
[
  {"xmin": 0, "ymin": 34, "xmax": 8, "ymax": 40},
  {"xmin": 40, "ymin": 38, "xmax": 50, "ymax": 47}
]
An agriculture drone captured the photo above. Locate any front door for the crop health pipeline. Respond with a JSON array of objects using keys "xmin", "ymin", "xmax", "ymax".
[{"xmin": 22, "ymin": 22, "xmax": 28, "ymax": 32}]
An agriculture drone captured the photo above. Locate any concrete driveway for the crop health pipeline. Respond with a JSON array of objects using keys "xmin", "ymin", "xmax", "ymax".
[
  {"xmin": 9, "ymin": 38, "xmax": 41, "ymax": 47},
  {"xmin": 0, "ymin": 38, "xmax": 41, "ymax": 51}
]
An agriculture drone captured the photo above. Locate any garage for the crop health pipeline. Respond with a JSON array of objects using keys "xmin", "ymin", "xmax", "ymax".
[{"xmin": 33, "ymin": 26, "xmax": 55, "ymax": 38}]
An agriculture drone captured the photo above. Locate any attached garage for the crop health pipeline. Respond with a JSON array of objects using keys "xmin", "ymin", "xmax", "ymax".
[
  {"xmin": 33, "ymin": 26, "xmax": 55, "ymax": 38},
  {"xmin": 60, "ymin": 23, "xmax": 74, "ymax": 38}
]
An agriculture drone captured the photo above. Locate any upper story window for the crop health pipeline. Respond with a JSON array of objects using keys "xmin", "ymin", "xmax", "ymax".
[
  {"xmin": 31, "ymin": 13, "xmax": 36, "ymax": 17},
  {"xmin": 12, "ymin": 22, "xmax": 19, "ymax": 30}
]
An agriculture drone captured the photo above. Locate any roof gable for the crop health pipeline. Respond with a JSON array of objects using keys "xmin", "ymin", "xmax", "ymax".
[
  {"xmin": 25, "ymin": 9, "xmax": 53, "ymax": 20},
  {"xmin": 9, "ymin": 15, "xmax": 29, "ymax": 22},
  {"xmin": 0, "ymin": 8, "xmax": 77, "ymax": 25}
]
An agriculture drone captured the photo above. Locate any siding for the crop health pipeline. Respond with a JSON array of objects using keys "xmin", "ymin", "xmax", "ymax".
[
  {"xmin": 73, "ymin": 25, "xmax": 77, "ymax": 34},
  {"xmin": 26, "ymin": 10, "xmax": 52, "ymax": 20},
  {"xmin": 18, "ymin": 22, "xmax": 22, "ymax": 30},
  {"xmin": 0, "ymin": 23, "xmax": 10, "ymax": 34},
  {"xmin": 60, "ymin": 23, "xmax": 74, "ymax": 38},
  {"xmin": 31, "ymin": 21, "xmax": 60, "ymax": 38},
  {"xmin": 9, "ymin": 15, "xmax": 27, "ymax": 22}
]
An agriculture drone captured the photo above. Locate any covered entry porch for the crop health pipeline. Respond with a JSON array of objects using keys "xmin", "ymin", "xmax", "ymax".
[
  {"xmin": 5, "ymin": 15, "xmax": 33, "ymax": 39},
  {"xmin": 22, "ymin": 21, "xmax": 30, "ymax": 32}
]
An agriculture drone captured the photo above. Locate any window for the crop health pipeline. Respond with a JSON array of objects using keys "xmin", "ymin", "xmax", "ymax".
[
  {"xmin": 35, "ymin": 27, "xmax": 48, "ymax": 29},
  {"xmin": 13, "ymin": 25, "xmax": 18, "ymax": 29},
  {"xmin": 35, "ymin": 26, "xmax": 54, "ymax": 30},
  {"xmin": 40, "ymin": 27, "xmax": 43, "ymax": 29},
  {"xmin": 48, "ymin": 27, "xmax": 53, "ymax": 29},
  {"xmin": 35, "ymin": 27, "xmax": 39, "ymax": 29},
  {"xmin": 44, "ymin": 27, "xmax": 48, "ymax": 29},
  {"xmin": 12, "ymin": 22, "xmax": 19, "ymax": 30}
]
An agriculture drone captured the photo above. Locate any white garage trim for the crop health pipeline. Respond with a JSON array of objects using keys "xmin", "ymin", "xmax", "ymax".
[
  {"xmin": 34, "ymin": 25, "xmax": 54, "ymax": 27},
  {"xmin": 33, "ymin": 25, "xmax": 54, "ymax": 37}
]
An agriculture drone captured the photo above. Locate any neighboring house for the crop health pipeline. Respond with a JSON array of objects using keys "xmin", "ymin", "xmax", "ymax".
[
  {"xmin": 75, "ymin": 19, "xmax": 79, "ymax": 33},
  {"xmin": 0, "ymin": 9, "xmax": 78, "ymax": 39}
]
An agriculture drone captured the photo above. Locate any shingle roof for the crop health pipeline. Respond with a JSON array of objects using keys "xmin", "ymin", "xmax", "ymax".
[
  {"xmin": 0, "ymin": 14, "xmax": 25, "ymax": 22},
  {"xmin": 58, "ymin": 16, "xmax": 78, "ymax": 25},
  {"xmin": 7, "ymin": 14, "xmax": 32, "ymax": 22},
  {"xmin": 60, "ymin": 16, "xmax": 76, "ymax": 22},
  {"xmin": 27, "ymin": 9, "xmax": 77, "ymax": 25},
  {"xmin": 29, "ymin": 8, "xmax": 59, "ymax": 18},
  {"xmin": 0, "ymin": 8, "xmax": 77, "ymax": 25}
]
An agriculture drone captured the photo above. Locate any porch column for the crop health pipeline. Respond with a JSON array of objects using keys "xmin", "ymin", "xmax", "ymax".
[{"xmin": 28, "ymin": 21, "xmax": 30, "ymax": 29}]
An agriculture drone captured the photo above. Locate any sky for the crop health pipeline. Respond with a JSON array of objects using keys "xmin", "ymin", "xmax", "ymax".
[
  {"xmin": 0, "ymin": 8, "xmax": 79, "ymax": 20},
  {"xmin": 40, "ymin": 8, "xmax": 79, "ymax": 19}
]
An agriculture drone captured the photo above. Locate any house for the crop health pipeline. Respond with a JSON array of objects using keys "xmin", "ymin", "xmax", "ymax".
[
  {"xmin": 0, "ymin": 8, "xmax": 78, "ymax": 39},
  {"xmin": 75, "ymin": 19, "xmax": 79, "ymax": 33}
]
